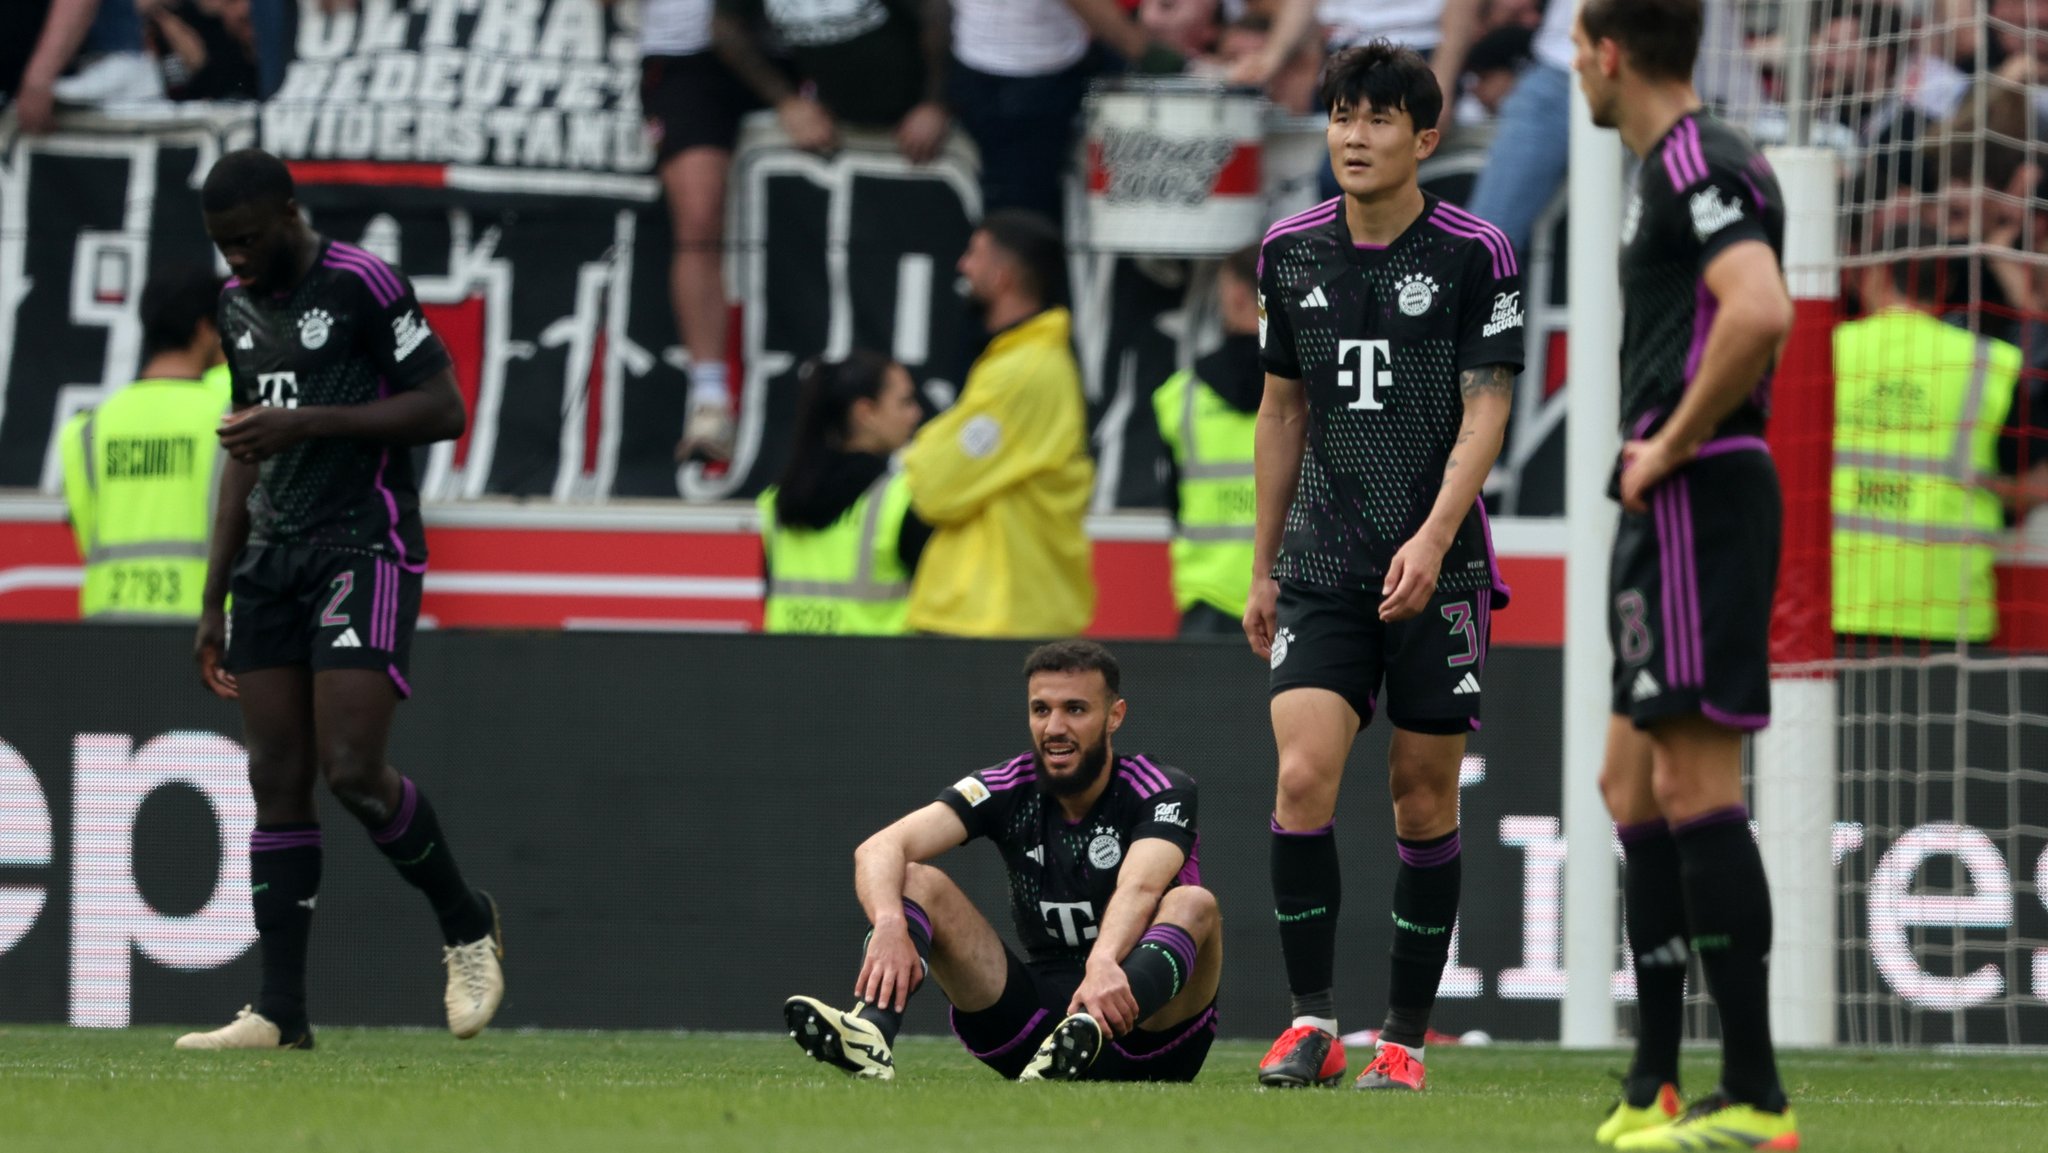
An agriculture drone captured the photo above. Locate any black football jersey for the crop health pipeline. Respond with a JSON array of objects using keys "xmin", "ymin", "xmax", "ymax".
[
  {"xmin": 936, "ymin": 752, "xmax": 1199, "ymax": 968},
  {"xmin": 1257, "ymin": 194, "xmax": 1522, "ymax": 601},
  {"xmin": 1617, "ymin": 111, "xmax": 1785, "ymax": 445},
  {"xmin": 218, "ymin": 237, "xmax": 453, "ymax": 562}
]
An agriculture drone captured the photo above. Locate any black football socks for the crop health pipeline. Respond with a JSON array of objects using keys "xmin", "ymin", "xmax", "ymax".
[
  {"xmin": 1272, "ymin": 816, "xmax": 1341, "ymax": 1029},
  {"xmin": 855, "ymin": 898, "xmax": 934, "ymax": 1044},
  {"xmin": 1620, "ymin": 817, "xmax": 1688, "ymax": 1105},
  {"xmin": 1122, "ymin": 923, "xmax": 1199, "ymax": 1022},
  {"xmin": 368, "ymin": 776, "xmax": 492, "ymax": 946},
  {"xmin": 1381, "ymin": 828, "xmax": 1462, "ymax": 1048},
  {"xmin": 249, "ymin": 824, "xmax": 322, "ymax": 1039},
  {"xmin": 1674, "ymin": 806, "xmax": 1787, "ymax": 1112}
]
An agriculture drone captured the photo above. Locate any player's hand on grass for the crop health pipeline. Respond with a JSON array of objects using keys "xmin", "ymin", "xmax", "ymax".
[
  {"xmin": 218, "ymin": 407, "xmax": 308, "ymax": 464},
  {"xmin": 1070, "ymin": 961, "xmax": 1141, "ymax": 1037},
  {"xmin": 1618, "ymin": 435, "xmax": 1694, "ymax": 514},
  {"xmin": 194, "ymin": 610, "xmax": 238, "ymax": 700},
  {"xmin": 1379, "ymin": 536, "xmax": 1446, "ymax": 622},
  {"xmin": 855, "ymin": 921, "xmax": 923, "ymax": 1012},
  {"xmin": 1243, "ymin": 576, "xmax": 1279, "ymax": 659}
]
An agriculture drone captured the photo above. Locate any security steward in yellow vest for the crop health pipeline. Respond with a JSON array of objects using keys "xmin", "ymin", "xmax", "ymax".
[
  {"xmin": 61, "ymin": 266, "xmax": 230, "ymax": 620},
  {"xmin": 1153, "ymin": 244, "xmax": 1262, "ymax": 638},
  {"xmin": 1833, "ymin": 247, "xmax": 2044, "ymax": 644},
  {"xmin": 759, "ymin": 352, "xmax": 931, "ymax": 634}
]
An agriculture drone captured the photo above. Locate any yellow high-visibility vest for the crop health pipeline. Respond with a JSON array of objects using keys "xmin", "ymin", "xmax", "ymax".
[
  {"xmin": 1152, "ymin": 368, "xmax": 1257, "ymax": 617},
  {"xmin": 1831, "ymin": 309, "xmax": 2019, "ymax": 642},
  {"xmin": 59, "ymin": 369, "xmax": 232, "ymax": 619},
  {"xmin": 757, "ymin": 468, "xmax": 914, "ymax": 635}
]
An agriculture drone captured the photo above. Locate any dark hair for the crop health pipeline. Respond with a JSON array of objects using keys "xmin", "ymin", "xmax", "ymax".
[
  {"xmin": 1579, "ymin": 0, "xmax": 1702, "ymax": 83},
  {"xmin": 774, "ymin": 349, "xmax": 898, "ymax": 526},
  {"xmin": 1222, "ymin": 242, "xmax": 1258, "ymax": 288},
  {"xmin": 1318, "ymin": 40, "xmax": 1443, "ymax": 131},
  {"xmin": 1883, "ymin": 230, "xmax": 1969, "ymax": 307},
  {"xmin": 1023, "ymin": 640, "xmax": 1121, "ymax": 699},
  {"xmin": 978, "ymin": 208, "xmax": 1068, "ymax": 308},
  {"xmin": 1466, "ymin": 25, "xmax": 1535, "ymax": 76},
  {"xmin": 201, "ymin": 148, "xmax": 295, "ymax": 213},
  {"xmin": 140, "ymin": 265, "xmax": 227, "ymax": 359}
]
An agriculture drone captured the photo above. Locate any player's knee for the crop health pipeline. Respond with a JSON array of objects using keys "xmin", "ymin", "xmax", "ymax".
[
  {"xmin": 900, "ymin": 861, "xmax": 957, "ymax": 905},
  {"xmin": 1274, "ymin": 755, "xmax": 1338, "ymax": 825},
  {"xmin": 1159, "ymin": 885, "xmax": 1219, "ymax": 937},
  {"xmin": 1389, "ymin": 785, "xmax": 1454, "ymax": 838},
  {"xmin": 319, "ymin": 755, "xmax": 386, "ymax": 818}
]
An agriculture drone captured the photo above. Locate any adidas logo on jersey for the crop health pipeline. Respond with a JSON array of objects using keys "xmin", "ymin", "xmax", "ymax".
[
  {"xmin": 331, "ymin": 628, "xmax": 362, "ymax": 648},
  {"xmin": 1297, "ymin": 285, "xmax": 1330, "ymax": 309},
  {"xmin": 235, "ymin": 330, "xmax": 254, "ymax": 351},
  {"xmin": 1632, "ymin": 669, "xmax": 1661, "ymax": 701},
  {"xmin": 1452, "ymin": 672, "xmax": 1482, "ymax": 695}
]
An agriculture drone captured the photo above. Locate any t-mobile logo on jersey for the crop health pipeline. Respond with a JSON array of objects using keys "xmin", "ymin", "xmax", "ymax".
[
  {"xmin": 1040, "ymin": 900, "xmax": 1100, "ymax": 947},
  {"xmin": 1336, "ymin": 339, "xmax": 1394, "ymax": 411}
]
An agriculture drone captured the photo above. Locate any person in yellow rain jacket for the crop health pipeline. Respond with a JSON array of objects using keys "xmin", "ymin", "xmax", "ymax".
[
  {"xmin": 903, "ymin": 210, "xmax": 1095, "ymax": 636},
  {"xmin": 60, "ymin": 265, "xmax": 231, "ymax": 619}
]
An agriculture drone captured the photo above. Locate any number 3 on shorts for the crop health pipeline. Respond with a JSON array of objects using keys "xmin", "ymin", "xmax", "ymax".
[{"xmin": 1441, "ymin": 600, "xmax": 1478, "ymax": 668}]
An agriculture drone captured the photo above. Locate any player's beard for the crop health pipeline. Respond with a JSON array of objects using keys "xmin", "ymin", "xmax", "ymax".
[{"xmin": 1034, "ymin": 726, "xmax": 1111, "ymax": 797}]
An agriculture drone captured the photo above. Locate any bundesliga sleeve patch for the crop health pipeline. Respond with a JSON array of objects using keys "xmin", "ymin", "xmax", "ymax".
[
  {"xmin": 1256, "ymin": 290, "xmax": 1268, "ymax": 348},
  {"xmin": 952, "ymin": 776, "xmax": 992, "ymax": 807},
  {"xmin": 391, "ymin": 311, "xmax": 433, "ymax": 361},
  {"xmin": 958, "ymin": 415, "xmax": 1001, "ymax": 459}
]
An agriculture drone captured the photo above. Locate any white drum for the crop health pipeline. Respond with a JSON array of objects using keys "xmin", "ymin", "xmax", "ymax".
[{"xmin": 1081, "ymin": 79, "xmax": 1268, "ymax": 256}]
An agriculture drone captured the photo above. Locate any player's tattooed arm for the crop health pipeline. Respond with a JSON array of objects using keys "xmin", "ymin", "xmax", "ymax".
[
  {"xmin": 1458, "ymin": 363, "xmax": 1517, "ymax": 402},
  {"xmin": 1380, "ymin": 363, "xmax": 1515, "ymax": 621}
]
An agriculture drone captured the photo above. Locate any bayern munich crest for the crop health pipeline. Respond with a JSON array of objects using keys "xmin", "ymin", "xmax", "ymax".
[
  {"xmin": 299, "ymin": 308, "xmax": 333, "ymax": 350},
  {"xmin": 1395, "ymin": 273, "xmax": 1439, "ymax": 317}
]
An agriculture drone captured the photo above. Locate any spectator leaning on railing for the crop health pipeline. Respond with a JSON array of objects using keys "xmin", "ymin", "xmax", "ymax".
[
  {"xmin": 5, "ymin": 0, "xmax": 100, "ymax": 134},
  {"xmin": 902, "ymin": 210, "xmax": 1095, "ymax": 638}
]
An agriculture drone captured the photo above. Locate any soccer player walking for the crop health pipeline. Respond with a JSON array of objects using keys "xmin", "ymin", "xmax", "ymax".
[
  {"xmin": 784, "ymin": 641, "xmax": 1220, "ymax": 1083},
  {"xmin": 1573, "ymin": 2, "xmax": 1800, "ymax": 1147},
  {"xmin": 1246, "ymin": 42, "xmax": 1520, "ymax": 1092},
  {"xmin": 178, "ymin": 149, "xmax": 504, "ymax": 1050}
]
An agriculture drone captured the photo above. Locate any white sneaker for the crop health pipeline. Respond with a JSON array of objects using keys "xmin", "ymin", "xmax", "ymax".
[
  {"xmin": 676, "ymin": 397, "xmax": 736, "ymax": 463},
  {"xmin": 784, "ymin": 996, "xmax": 895, "ymax": 1080},
  {"xmin": 443, "ymin": 892, "xmax": 504, "ymax": 1039},
  {"xmin": 1018, "ymin": 1013, "xmax": 1103, "ymax": 1082},
  {"xmin": 174, "ymin": 1006, "xmax": 311, "ymax": 1051},
  {"xmin": 53, "ymin": 53, "xmax": 165, "ymax": 105}
]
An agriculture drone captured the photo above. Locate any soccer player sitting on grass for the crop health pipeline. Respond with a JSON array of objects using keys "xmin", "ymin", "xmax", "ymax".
[{"xmin": 784, "ymin": 641, "xmax": 1220, "ymax": 1083}]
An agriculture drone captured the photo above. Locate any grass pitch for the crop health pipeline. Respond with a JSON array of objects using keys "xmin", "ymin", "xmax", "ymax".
[{"xmin": 1, "ymin": 1026, "xmax": 2041, "ymax": 1152}]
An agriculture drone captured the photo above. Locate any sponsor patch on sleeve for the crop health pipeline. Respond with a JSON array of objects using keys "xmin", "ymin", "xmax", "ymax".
[{"xmin": 953, "ymin": 776, "xmax": 992, "ymax": 807}]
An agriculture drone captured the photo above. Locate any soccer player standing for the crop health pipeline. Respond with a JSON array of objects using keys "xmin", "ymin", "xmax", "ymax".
[
  {"xmin": 1247, "ymin": 42, "xmax": 1520, "ymax": 1092},
  {"xmin": 784, "ymin": 641, "xmax": 1220, "ymax": 1083},
  {"xmin": 1573, "ymin": 2, "xmax": 1800, "ymax": 1148},
  {"xmin": 177, "ymin": 149, "xmax": 505, "ymax": 1050}
]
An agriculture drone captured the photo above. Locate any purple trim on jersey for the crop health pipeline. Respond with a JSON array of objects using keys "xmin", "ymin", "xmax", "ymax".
[
  {"xmin": 387, "ymin": 664, "xmax": 413, "ymax": 699},
  {"xmin": 251, "ymin": 828, "xmax": 323, "ymax": 853},
  {"xmin": 371, "ymin": 447, "xmax": 426, "ymax": 573},
  {"xmin": 1258, "ymin": 203, "xmax": 1340, "ymax": 270},
  {"xmin": 1654, "ymin": 481, "xmax": 1704, "ymax": 689},
  {"xmin": 1432, "ymin": 202, "xmax": 1518, "ymax": 277},
  {"xmin": 1397, "ymin": 832, "xmax": 1462, "ymax": 869},
  {"xmin": 322, "ymin": 248, "xmax": 401, "ymax": 308},
  {"xmin": 1473, "ymin": 498, "xmax": 1512, "ymax": 608},
  {"xmin": 902, "ymin": 899, "xmax": 933, "ymax": 943},
  {"xmin": 1672, "ymin": 804, "xmax": 1749, "ymax": 834},
  {"xmin": 370, "ymin": 560, "xmax": 387, "ymax": 651},
  {"xmin": 1176, "ymin": 834, "xmax": 1201, "ymax": 886},
  {"xmin": 1676, "ymin": 477, "xmax": 1704, "ymax": 687},
  {"xmin": 1354, "ymin": 242, "xmax": 1387, "ymax": 250},
  {"xmin": 1681, "ymin": 118, "xmax": 1709, "ymax": 185},
  {"xmin": 952, "ymin": 1006, "xmax": 1049, "ymax": 1059},
  {"xmin": 1684, "ymin": 280, "xmax": 1719, "ymax": 386},
  {"xmin": 222, "ymin": 277, "xmax": 240, "ymax": 291},
  {"xmin": 1655, "ymin": 487, "xmax": 1684, "ymax": 689},
  {"xmin": 1266, "ymin": 196, "xmax": 1342, "ymax": 233},
  {"xmin": 327, "ymin": 241, "xmax": 405, "ymax": 303},
  {"xmin": 371, "ymin": 776, "xmax": 420, "ymax": 844},
  {"xmin": 1270, "ymin": 815, "xmax": 1334, "ymax": 836},
  {"xmin": 1701, "ymin": 701, "xmax": 1770, "ymax": 732},
  {"xmin": 1130, "ymin": 755, "xmax": 1172, "ymax": 794},
  {"xmin": 1427, "ymin": 210, "xmax": 1514, "ymax": 281},
  {"xmin": 1696, "ymin": 436, "xmax": 1771, "ymax": 459},
  {"xmin": 1615, "ymin": 818, "xmax": 1671, "ymax": 846},
  {"xmin": 1117, "ymin": 768, "xmax": 1162, "ymax": 799},
  {"xmin": 1108, "ymin": 1006, "xmax": 1217, "ymax": 1061},
  {"xmin": 1662, "ymin": 116, "xmax": 1706, "ymax": 190},
  {"xmin": 1738, "ymin": 170, "xmax": 1767, "ymax": 211},
  {"xmin": 1631, "ymin": 407, "xmax": 1665, "ymax": 439}
]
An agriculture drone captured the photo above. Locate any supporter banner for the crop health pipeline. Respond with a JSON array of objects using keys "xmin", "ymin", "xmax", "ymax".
[
  {"xmin": 0, "ymin": 107, "xmax": 1572, "ymax": 510},
  {"xmin": 3, "ymin": 626, "xmax": 2044, "ymax": 1043},
  {"xmin": 264, "ymin": 0, "xmax": 654, "ymax": 192}
]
